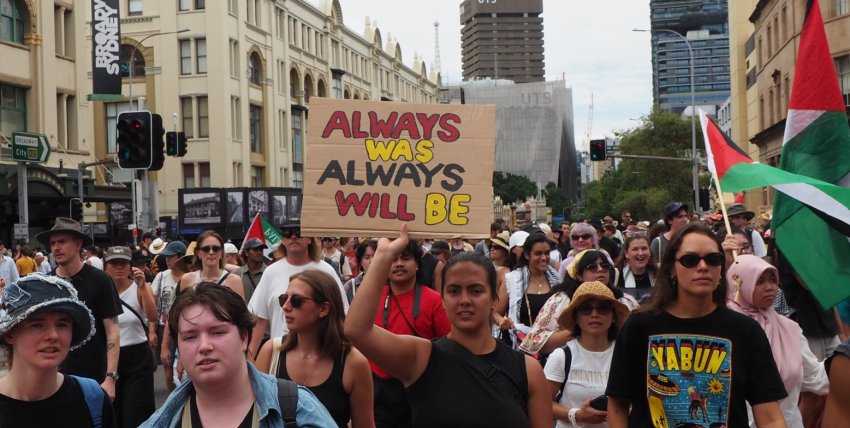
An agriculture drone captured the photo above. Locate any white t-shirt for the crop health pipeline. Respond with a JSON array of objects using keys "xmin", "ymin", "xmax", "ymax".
[
  {"xmin": 152, "ymin": 270, "xmax": 180, "ymax": 326},
  {"xmin": 86, "ymin": 255, "xmax": 104, "ymax": 270},
  {"xmin": 248, "ymin": 258, "xmax": 347, "ymax": 338},
  {"xmin": 543, "ymin": 340, "xmax": 615, "ymax": 428}
]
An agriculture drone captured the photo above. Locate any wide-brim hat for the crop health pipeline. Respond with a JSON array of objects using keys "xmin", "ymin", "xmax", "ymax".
[
  {"xmin": 36, "ymin": 217, "xmax": 93, "ymax": 247},
  {"xmin": 489, "ymin": 231, "xmax": 510, "ymax": 252},
  {"xmin": 148, "ymin": 238, "xmax": 167, "ymax": 255},
  {"xmin": 0, "ymin": 274, "xmax": 95, "ymax": 350},
  {"xmin": 557, "ymin": 281, "xmax": 630, "ymax": 332},
  {"xmin": 726, "ymin": 203, "xmax": 755, "ymax": 221},
  {"xmin": 430, "ymin": 240, "xmax": 451, "ymax": 254},
  {"xmin": 174, "ymin": 241, "xmax": 197, "ymax": 272}
]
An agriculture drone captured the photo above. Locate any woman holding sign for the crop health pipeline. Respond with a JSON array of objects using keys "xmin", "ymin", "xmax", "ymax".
[{"xmin": 345, "ymin": 224, "xmax": 552, "ymax": 428}]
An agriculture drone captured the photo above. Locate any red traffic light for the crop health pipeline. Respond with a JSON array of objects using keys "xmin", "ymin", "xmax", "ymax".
[{"xmin": 131, "ymin": 120, "xmax": 142, "ymax": 129}]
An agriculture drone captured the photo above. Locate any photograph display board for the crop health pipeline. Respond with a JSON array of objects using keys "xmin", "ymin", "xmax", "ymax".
[{"xmin": 303, "ymin": 98, "xmax": 496, "ymax": 238}]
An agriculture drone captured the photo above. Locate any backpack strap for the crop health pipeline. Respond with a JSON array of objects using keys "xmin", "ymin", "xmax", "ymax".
[
  {"xmin": 277, "ymin": 378, "xmax": 299, "ymax": 428},
  {"xmin": 556, "ymin": 343, "xmax": 573, "ymax": 401},
  {"xmin": 70, "ymin": 375, "xmax": 104, "ymax": 428}
]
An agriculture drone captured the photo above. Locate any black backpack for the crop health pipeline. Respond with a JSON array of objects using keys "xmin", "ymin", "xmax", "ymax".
[
  {"xmin": 555, "ymin": 343, "xmax": 573, "ymax": 401},
  {"xmin": 276, "ymin": 378, "xmax": 299, "ymax": 428}
]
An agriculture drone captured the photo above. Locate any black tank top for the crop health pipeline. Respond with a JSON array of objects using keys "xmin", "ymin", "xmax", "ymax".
[
  {"xmin": 519, "ymin": 290, "xmax": 554, "ymax": 326},
  {"xmin": 277, "ymin": 351, "xmax": 350, "ymax": 428},
  {"xmin": 406, "ymin": 338, "xmax": 530, "ymax": 428}
]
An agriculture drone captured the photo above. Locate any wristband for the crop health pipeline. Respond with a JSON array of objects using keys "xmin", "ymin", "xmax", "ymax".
[{"xmin": 568, "ymin": 408, "xmax": 581, "ymax": 427}]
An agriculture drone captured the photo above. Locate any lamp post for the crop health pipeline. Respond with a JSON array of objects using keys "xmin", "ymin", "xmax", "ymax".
[
  {"xmin": 634, "ymin": 28, "xmax": 699, "ymax": 213},
  {"xmin": 128, "ymin": 29, "xmax": 190, "ymax": 110}
]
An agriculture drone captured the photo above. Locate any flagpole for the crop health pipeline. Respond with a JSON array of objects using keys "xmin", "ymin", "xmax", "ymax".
[{"xmin": 711, "ymin": 170, "xmax": 739, "ymax": 262}]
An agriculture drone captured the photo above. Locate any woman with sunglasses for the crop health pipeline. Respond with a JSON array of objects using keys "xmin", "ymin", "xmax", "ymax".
[
  {"xmin": 558, "ymin": 223, "xmax": 600, "ymax": 280},
  {"xmin": 503, "ymin": 233, "xmax": 562, "ymax": 350},
  {"xmin": 345, "ymin": 224, "xmax": 553, "ymax": 428},
  {"xmin": 520, "ymin": 250, "xmax": 637, "ymax": 358},
  {"xmin": 178, "ymin": 230, "xmax": 244, "ymax": 301},
  {"xmin": 615, "ymin": 235, "xmax": 657, "ymax": 304},
  {"xmin": 543, "ymin": 281, "xmax": 631, "ymax": 428},
  {"xmin": 727, "ymin": 255, "xmax": 828, "ymax": 426},
  {"xmin": 255, "ymin": 269, "xmax": 374, "ymax": 428},
  {"xmin": 606, "ymin": 223, "xmax": 787, "ymax": 428}
]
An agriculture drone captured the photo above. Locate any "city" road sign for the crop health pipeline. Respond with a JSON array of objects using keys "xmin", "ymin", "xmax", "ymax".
[{"xmin": 12, "ymin": 132, "xmax": 51, "ymax": 163}]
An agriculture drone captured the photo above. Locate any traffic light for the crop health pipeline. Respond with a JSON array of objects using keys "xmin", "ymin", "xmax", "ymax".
[
  {"xmin": 150, "ymin": 114, "xmax": 165, "ymax": 171},
  {"xmin": 70, "ymin": 199, "xmax": 83, "ymax": 222},
  {"xmin": 166, "ymin": 131, "xmax": 188, "ymax": 157},
  {"xmin": 590, "ymin": 139, "xmax": 607, "ymax": 161},
  {"xmin": 116, "ymin": 111, "xmax": 153, "ymax": 169}
]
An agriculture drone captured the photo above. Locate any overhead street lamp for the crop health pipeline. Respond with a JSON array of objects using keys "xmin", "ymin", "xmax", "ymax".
[
  {"xmin": 128, "ymin": 29, "xmax": 190, "ymax": 110},
  {"xmin": 634, "ymin": 28, "xmax": 699, "ymax": 213}
]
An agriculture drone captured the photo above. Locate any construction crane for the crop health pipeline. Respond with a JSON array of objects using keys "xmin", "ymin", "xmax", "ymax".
[{"xmin": 586, "ymin": 93, "xmax": 594, "ymax": 146}]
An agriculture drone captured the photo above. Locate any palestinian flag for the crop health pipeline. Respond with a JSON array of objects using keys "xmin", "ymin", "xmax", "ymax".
[
  {"xmin": 700, "ymin": 111, "xmax": 850, "ymax": 308},
  {"xmin": 241, "ymin": 213, "xmax": 282, "ymax": 258},
  {"xmin": 773, "ymin": 0, "xmax": 850, "ymax": 308}
]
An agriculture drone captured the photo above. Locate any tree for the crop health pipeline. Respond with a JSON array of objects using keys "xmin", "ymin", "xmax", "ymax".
[
  {"xmin": 493, "ymin": 171, "xmax": 537, "ymax": 203},
  {"xmin": 542, "ymin": 182, "xmax": 571, "ymax": 219},
  {"xmin": 583, "ymin": 107, "xmax": 698, "ymax": 221}
]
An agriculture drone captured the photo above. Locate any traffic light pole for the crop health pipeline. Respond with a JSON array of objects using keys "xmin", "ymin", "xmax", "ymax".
[
  {"xmin": 77, "ymin": 158, "xmax": 117, "ymax": 231},
  {"xmin": 605, "ymin": 154, "xmax": 692, "ymax": 162}
]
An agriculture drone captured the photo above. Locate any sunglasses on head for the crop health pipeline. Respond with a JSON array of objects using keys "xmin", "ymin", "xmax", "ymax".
[
  {"xmin": 582, "ymin": 262, "xmax": 611, "ymax": 273},
  {"xmin": 282, "ymin": 229, "xmax": 302, "ymax": 239},
  {"xmin": 676, "ymin": 252, "xmax": 725, "ymax": 268},
  {"xmin": 278, "ymin": 293, "xmax": 318, "ymax": 308},
  {"xmin": 577, "ymin": 301, "xmax": 614, "ymax": 316},
  {"xmin": 198, "ymin": 245, "xmax": 222, "ymax": 254},
  {"xmin": 572, "ymin": 233, "xmax": 593, "ymax": 241}
]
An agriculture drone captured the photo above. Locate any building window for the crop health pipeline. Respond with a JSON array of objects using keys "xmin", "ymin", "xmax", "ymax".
[
  {"xmin": 293, "ymin": 168, "xmax": 303, "ymax": 189},
  {"xmin": 195, "ymin": 0, "xmax": 205, "ymax": 9},
  {"xmin": 180, "ymin": 40, "xmax": 192, "ymax": 74},
  {"xmin": 54, "ymin": 6, "xmax": 75, "ymax": 57},
  {"xmin": 231, "ymin": 96, "xmax": 241, "ymax": 140},
  {"xmin": 179, "ymin": 0, "xmax": 190, "ymax": 11},
  {"xmin": 838, "ymin": 0, "xmax": 850, "ymax": 16},
  {"xmin": 183, "ymin": 163, "xmax": 195, "ymax": 188},
  {"xmin": 0, "ymin": 83, "xmax": 26, "ymax": 137},
  {"xmin": 119, "ymin": 44, "xmax": 146, "ymax": 78},
  {"xmin": 292, "ymin": 109, "xmax": 303, "ymax": 164},
  {"xmin": 248, "ymin": 53, "xmax": 262, "ymax": 85},
  {"xmin": 178, "ymin": 0, "xmax": 203, "ymax": 11},
  {"xmin": 197, "ymin": 96, "xmax": 209, "ymax": 138},
  {"xmin": 0, "ymin": 0, "xmax": 24, "ymax": 44},
  {"xmin": 278, "ymin": 109, "xmax": 286, "ymax": 149},
  {"xmin": 196, "ymin": 38, "xmax": 207, "ymax": 73},
  {"xmin": 199, "ymin": 162, "xmax": 210, "ymax": 187},
  {"xmin": 229, "ymin": 39, "xmax": 239, "ymax": 77},
  {"xmin": 836, "ymin": 55, "xmax": 850, "ymax": 95},
  {"xmin": 249, "ymin": 105, "xmax": 262, "ymax": 153},
  {"xmin": 181, "ymin": 97, "xmax": 194, "ymax": 138},
  {"xmin": 228, "ymin": 0, "xmax": 237, "ymax": 15},
  {"xmin": 128, "ymin": 0, "xmax": 143, "ymax": 15},
  {"xmin": 105, "ymin": 102, "xmax": 133, "ymax": 153},
  {"xmin": 275, "ymin": 8, "xmax": 284, "ymax": 39},
  {"xmin": 251, "ymin": 166, "xmax": 264, "ymax": 187},
  {"xmin": 332, "ymin": 73, "xmax": 342, "ymax": 98},
  {"xmin": 56, "ymin": 94, "xmax": 77, "ymax": 150}
]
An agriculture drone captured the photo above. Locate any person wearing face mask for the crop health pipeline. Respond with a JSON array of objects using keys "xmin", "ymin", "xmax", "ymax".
[
  {"xmin": 727, "ymin": 255, "xmax": 828, "ymax": 427},
  {"xmin": 615, "ymin": 235, "xmax": 657, "ymax": 304}
]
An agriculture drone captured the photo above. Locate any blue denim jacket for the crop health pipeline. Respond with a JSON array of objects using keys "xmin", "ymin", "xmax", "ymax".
[{"xmin": 140, "ymin": 363, "xmax": 336, "ymax": 428}]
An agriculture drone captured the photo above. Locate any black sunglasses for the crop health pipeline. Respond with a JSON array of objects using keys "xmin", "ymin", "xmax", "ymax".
[
  {"xmin": 571, "ymin": 233, "xmax": 593, "ymax": 241},
  {"xmin": 582, "ymin": 262, "xmax": 611, "ymax": 273},
  {"xmin": 198, "ymin": 245, "xmax": 222, "ymax": 253},
  {"xmin": 676, "ymin": 252, "xmax": 725, "ymax": 268},
  {"xmin": 577, "ymin": 302, "xmax": 614, "ymax": 316},
  {"xmin": 278, "ymin": 293, "xmax": 318, "ymax": 308},
  {"xmin": 282, "ymin": 229, "xmax": 302, "ymax": 239}
]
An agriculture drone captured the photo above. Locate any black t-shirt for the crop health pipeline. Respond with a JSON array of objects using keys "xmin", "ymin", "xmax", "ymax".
[
  {"xmin": 0, "ymin": 375, "xmax": 116, "ymax": 428},
  {"xmin": 606, "ymin": 307, "xmax": 787, "ymax": 427},
  {"xmin": 407, "ymin": 338, "xmax": 530, "ymax": 428},
  {"xmin": 179, "ymin": 389, "xmax": 254, "ymax": 428},
  {"xmin": 54, "ymin": 264, "xmax": 123, "ymax": 382}
]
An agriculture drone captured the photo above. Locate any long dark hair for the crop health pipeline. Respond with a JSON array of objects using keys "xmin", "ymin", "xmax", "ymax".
[
  {"xmin": 561, "ymin": 250, "xmax": 622, "ymax": 299},
  {"xmin": 279, "ymin": 270, "xmax": 350, "ymax": 358},
  {"xmin": 519, "ymin": 233, "xmax": 551, "ymax": 269},
  {"xmin": 642, "ymin": 223, "xmax": 728, "ymax": 313}
]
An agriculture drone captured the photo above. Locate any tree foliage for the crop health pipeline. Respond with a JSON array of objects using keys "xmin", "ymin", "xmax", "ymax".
[
  {"xmin": 543, "ymin": 182, "xmax": 571, "ymax": 217},
  {"xmin": 493, "ymin": 171, "xmax": 537, "ymax": 204},
  {"xmin": 583, "ymin": 107, "xmax": 700, "ymax": 221}
]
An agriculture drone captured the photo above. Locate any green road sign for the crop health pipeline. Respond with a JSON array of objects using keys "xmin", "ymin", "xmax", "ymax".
[{"xmin": 12, "ymin": 132, "xmax": 51, "ymax": 163}]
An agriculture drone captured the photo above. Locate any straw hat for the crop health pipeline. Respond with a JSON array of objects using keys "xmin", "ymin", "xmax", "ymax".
[
  {"xmin": 174, "ymin": 241, "xmax": 197, "ymax": 272},
  {"xmin": 557, "ymin": 281, "xmax": 630, "ymax": 332},
  {"xmin": 489, "ymin": 231, "xmax": 510, "ymax": 251}
]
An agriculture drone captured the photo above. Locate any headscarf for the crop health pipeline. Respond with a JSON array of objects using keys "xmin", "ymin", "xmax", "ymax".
[{"xmin": 727, "ymin": 255, "xmax": 801, "ymax": 393}]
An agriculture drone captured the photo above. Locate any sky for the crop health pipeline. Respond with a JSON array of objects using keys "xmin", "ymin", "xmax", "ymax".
[{"xmin": 323, "ymin": 0, "xmax": 654, "ymax": 151}]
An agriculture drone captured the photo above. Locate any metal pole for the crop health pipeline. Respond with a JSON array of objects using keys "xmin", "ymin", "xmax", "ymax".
[
  {"xmin": 131, "ymin": 170, "xmax": 137, "ymax": 242},
  {"xmin": 77, "ymin": 163, "xmax": 85, "ymax": 231},
  {"xmin": 17, "ymin": 163, "xmax": 28, "ymax": 224}
]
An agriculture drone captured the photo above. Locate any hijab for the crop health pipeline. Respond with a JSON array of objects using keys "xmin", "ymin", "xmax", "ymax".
[{"xmin": 726, "ymin": 255, "xmax": 801, "ymax": 393}]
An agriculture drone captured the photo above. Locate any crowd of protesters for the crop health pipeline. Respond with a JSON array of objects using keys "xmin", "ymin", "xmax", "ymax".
[{"xmin": 1, "ymin": 204, "xmax": 849, "ymax": 427}]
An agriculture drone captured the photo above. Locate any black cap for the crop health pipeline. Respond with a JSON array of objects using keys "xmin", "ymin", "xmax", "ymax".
[
  {"xmin": 243, "ymin": 238, "xmax": 268, "ymax": 250},
  {"xmin": 663, "ymin": 202, "xmax": 688, "ymax": 219},
  {"xmin": 281, "ymin": 218, "xmax": 301, "ymax": 230},
  {"xmin": 430, "ymin": 241, "xmax": 450, "ymax": 254}
]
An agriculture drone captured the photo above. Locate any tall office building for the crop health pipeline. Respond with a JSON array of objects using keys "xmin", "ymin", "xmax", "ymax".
[
  {"xmin": 459, "ymin": 0, "xmax": 545, "ymax": 83},
  {"xmin": 650, "ymin": 0, "xmax": 731, "ymax": 115}
]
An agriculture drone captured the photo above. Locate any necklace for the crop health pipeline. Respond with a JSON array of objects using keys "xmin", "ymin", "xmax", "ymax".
[{"xmin": 296, "ymin": 350, "xmax": 320, "ymax": 386}]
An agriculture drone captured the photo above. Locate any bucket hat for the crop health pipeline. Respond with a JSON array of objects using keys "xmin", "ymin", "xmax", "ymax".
[
  {"xmin": 0, "ymin": 274, "xmax": 95, "ymax": 350},
  {"xmin": 726, "ymin": 203, "xmax": 755, "ymax": 221},
  {"xmin": 556, "ymin": 281, "xmax": 630, "ymax": 332},
  {"xmin": 161, "ymin": 241, "xmax": 187, "ymax": 256},
  {"xmin": 36, "ymin": 217, "xmax": 93, "ymax": 247}
]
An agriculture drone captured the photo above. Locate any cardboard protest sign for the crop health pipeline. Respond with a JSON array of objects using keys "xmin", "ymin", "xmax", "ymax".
[{"xmin": 303, "ymin": 98, "xmax": 496, "ymax": 238}]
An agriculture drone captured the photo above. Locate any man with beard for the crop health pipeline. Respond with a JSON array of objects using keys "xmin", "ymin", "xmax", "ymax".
[{"xmin": 370, "ymin": 241, "xmax": 451, "ymax": 428}]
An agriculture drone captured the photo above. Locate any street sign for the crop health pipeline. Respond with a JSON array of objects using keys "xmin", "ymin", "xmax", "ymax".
[
  {"xmin": 13, "ymin": 223, "xmax": 28, "ymax": 240},
  {"xmin": 12, "ymin": 132, "xmax": 51, "ymax": 163}
]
